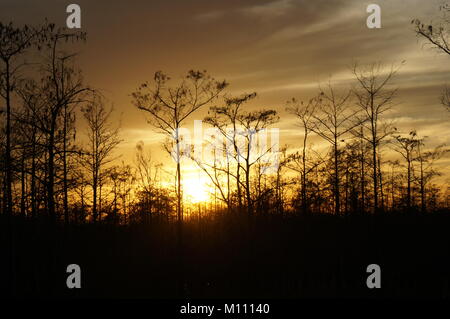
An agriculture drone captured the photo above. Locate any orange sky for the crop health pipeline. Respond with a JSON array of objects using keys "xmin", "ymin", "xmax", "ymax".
[{"xmin": 2, "ymin": 0, "xmax": 450, "ymax": 188}]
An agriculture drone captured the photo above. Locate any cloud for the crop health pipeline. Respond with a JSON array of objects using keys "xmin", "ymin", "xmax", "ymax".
[
  {"xmin": 240, "ymin": 0, "xmax": 295, "ymax": 18},
  {"xmin": 3, "ymin": 0, "xmax": 448, "ymax": 181}
]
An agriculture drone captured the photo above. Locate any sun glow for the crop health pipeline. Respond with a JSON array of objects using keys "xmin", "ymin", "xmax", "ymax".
[{"xmin": 183, "ymin": 174, "xmax": 211, "ymax": 204}]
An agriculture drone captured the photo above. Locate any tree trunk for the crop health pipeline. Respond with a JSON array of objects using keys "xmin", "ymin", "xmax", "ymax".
[
  {"xmin": 31, "ymin": 129, "xmax": 37, "ymax": 219},
  {"xmin": 378, "ymin": 157, "xmax": 385, "ymax": 212},
  {"xmin": 418, "ymin": 145, "xmax": 426, "ymax": 212},
  {"xmin": 63, "ymin": 105, "xmax": 69, "ymax": 224},
  {"xmin": 371, "ymin": 95, "xmax": 379, "ymax": 213},
  {"xmin": 302, "ymin": 129, "xmax": 308, "ymax": 214},
  {"xmin": 360, "ymin": 128, "xmax": 366, "ymax": 213},
  {"xmin": 47, "ymin": 124, "xmax": 56, "ymax": 221},
  {"xmin": 20, "ymin": 152, "xmax": 26, "ymax": 217},
  {"xmin": 407, "ymin": 159, "xmax": 411, "ymax": 211},
  {"xmin": 372, "ymin": 136, "xmax": 378, "ymax": 213},
  {"xmin": 334, "ymin": 138, "xmax": 340, "ymax": 216},
  {"xmin": 245, "ymin": 133, "xmax": 252, "ymax": 216},
  {"xmin": 93, "ymin": 171, "xmax": 97, "ymax": 223},
  {"xmin": 4, "ymin": 59, "xmax": 13, "ymax": 216}
]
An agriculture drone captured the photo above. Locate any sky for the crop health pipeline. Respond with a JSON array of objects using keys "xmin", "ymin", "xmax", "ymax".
[{"xmin": 1, "ymin": 0, "xmax": 450, "ymax": 188}]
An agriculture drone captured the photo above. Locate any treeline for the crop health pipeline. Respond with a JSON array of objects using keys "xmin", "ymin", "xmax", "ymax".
[{"xmin": 0, "ymin": 20, "xmax": 449, "ymax": 226}]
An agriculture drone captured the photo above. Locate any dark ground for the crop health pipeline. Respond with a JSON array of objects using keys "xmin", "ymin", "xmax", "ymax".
[{"xmin": 1, "ymin": 211, "xmax": 449, "ymax": 299}]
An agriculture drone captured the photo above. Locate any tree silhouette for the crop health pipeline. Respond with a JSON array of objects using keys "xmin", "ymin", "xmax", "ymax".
[
  {"xmin": 131, "ymin": 70, "xmax": 227, "ymax": 223},
  {"xmin": 308, "ymin": 84, "xmax": 361, "ymax": 215},
  {"xmin": 391, "ymin": 131, "xmax": 421, "ymax": 210},
  {"xmin": 413, "ymin": 4, "xmax": 450, "ymax": 55},
  {"xmin": 286, "ymin": 96, "xmax": 320, "ymax": 214},
  {"xmin": 204, "ymin": 92, "xmax": 279, "ymax": 216},
  {"xmin": 443, "ymin": 86, "xmax": 450, "ymax": 111},
  {"xmin": 0, "ymin": 22, "xmax": 48, "ymax": 216},
  {"xmin": 81, "ymin": 94, "xmax": 122, "ymax": 223},
  {"xmin": 413, "ymin": 4, "xmax": 450, "ymax": 111},
  {"xmin": 352, "ymin": 62, "xmax": 400, "ymax": 212}
]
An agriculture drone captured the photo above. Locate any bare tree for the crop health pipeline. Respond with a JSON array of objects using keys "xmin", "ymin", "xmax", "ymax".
[
  {"xmin": 0, "ymin": 22, "xmax": 48, "ymax": 215},
  {"xmin": 286, "ymin": 96, "xmax": 320, "ymax": 214},
  {"xmin": 412, "ymin": 4, "xmax": 450, "ymax": 55},
  {"xmin": 15, "ymin": 83, "xmax": 47, "ymax": 218},
  {"xmin": 237, "ymin": 109, "xmax": 279, "ymax": 216},
  {"xmin": 413, "ymin": 4, "xmax": 450, "ymax": 111},
  {"xmin": 391, "ymin": 131, "xmax": 421, "ymax": 210},
  {"xmin": 42, "ymin": 28, "xmax": 88, "ymax": 221},
  {"xmin": 14, "ymin": 27, "xmax": 88, "ymax": 221},
  {"xmin": 191, "ymin": 136, "xmax": 232, "ymax": 210},
  {"xmin": 203, "ymin": 93, "xmax": 255, "ymax": 211},
  {"xmin": 108, "ymin": 162, "xmax": 134, "ymax": 224},
  {"xmin": 414, "ymin": 135, "xmax": 448, "ymax": 212},
  {"xmin": 134, "ymin": 141, "xmax": 161, "ymax": 223},
  {"xmin": 308, "ymin": 84, "xmax": 361, "ymax": 215},
  {"xmin": 131, "ymin": 70, "xmax": 227, "ymax": 223},
  {"xmin": 442, "ymin": 86, "xmax": 450, "ymax": 111},
  {"xmin": 134, "ymin": 141, "xmax": 157, "ymax": 196},
  {"xmin": 352, "ymin": 63, "xmax": 400, "ymax": 212},
  {"xmin": 81, "ymin": 94, "xmax": 122, "ymax": 223},
  {"xmin": 204, "ymin": 92, "xmax": 279, "ymax": 216}
]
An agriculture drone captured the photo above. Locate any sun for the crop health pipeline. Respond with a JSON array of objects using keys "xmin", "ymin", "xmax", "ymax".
[{"xmin": 183, "ymin": 175, "xmax": 211, "ymax": 203}]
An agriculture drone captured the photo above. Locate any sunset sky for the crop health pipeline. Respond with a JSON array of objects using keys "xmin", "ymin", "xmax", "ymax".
[{"xmin": 2, "ymin": 0, "xmax": 450, "ymax": 191}]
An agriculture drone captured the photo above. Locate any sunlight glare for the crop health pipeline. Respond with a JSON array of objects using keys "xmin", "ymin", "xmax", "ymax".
[{"xmin": 183, "ymin": 175, "xmax": 211, "ymax": 203}]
